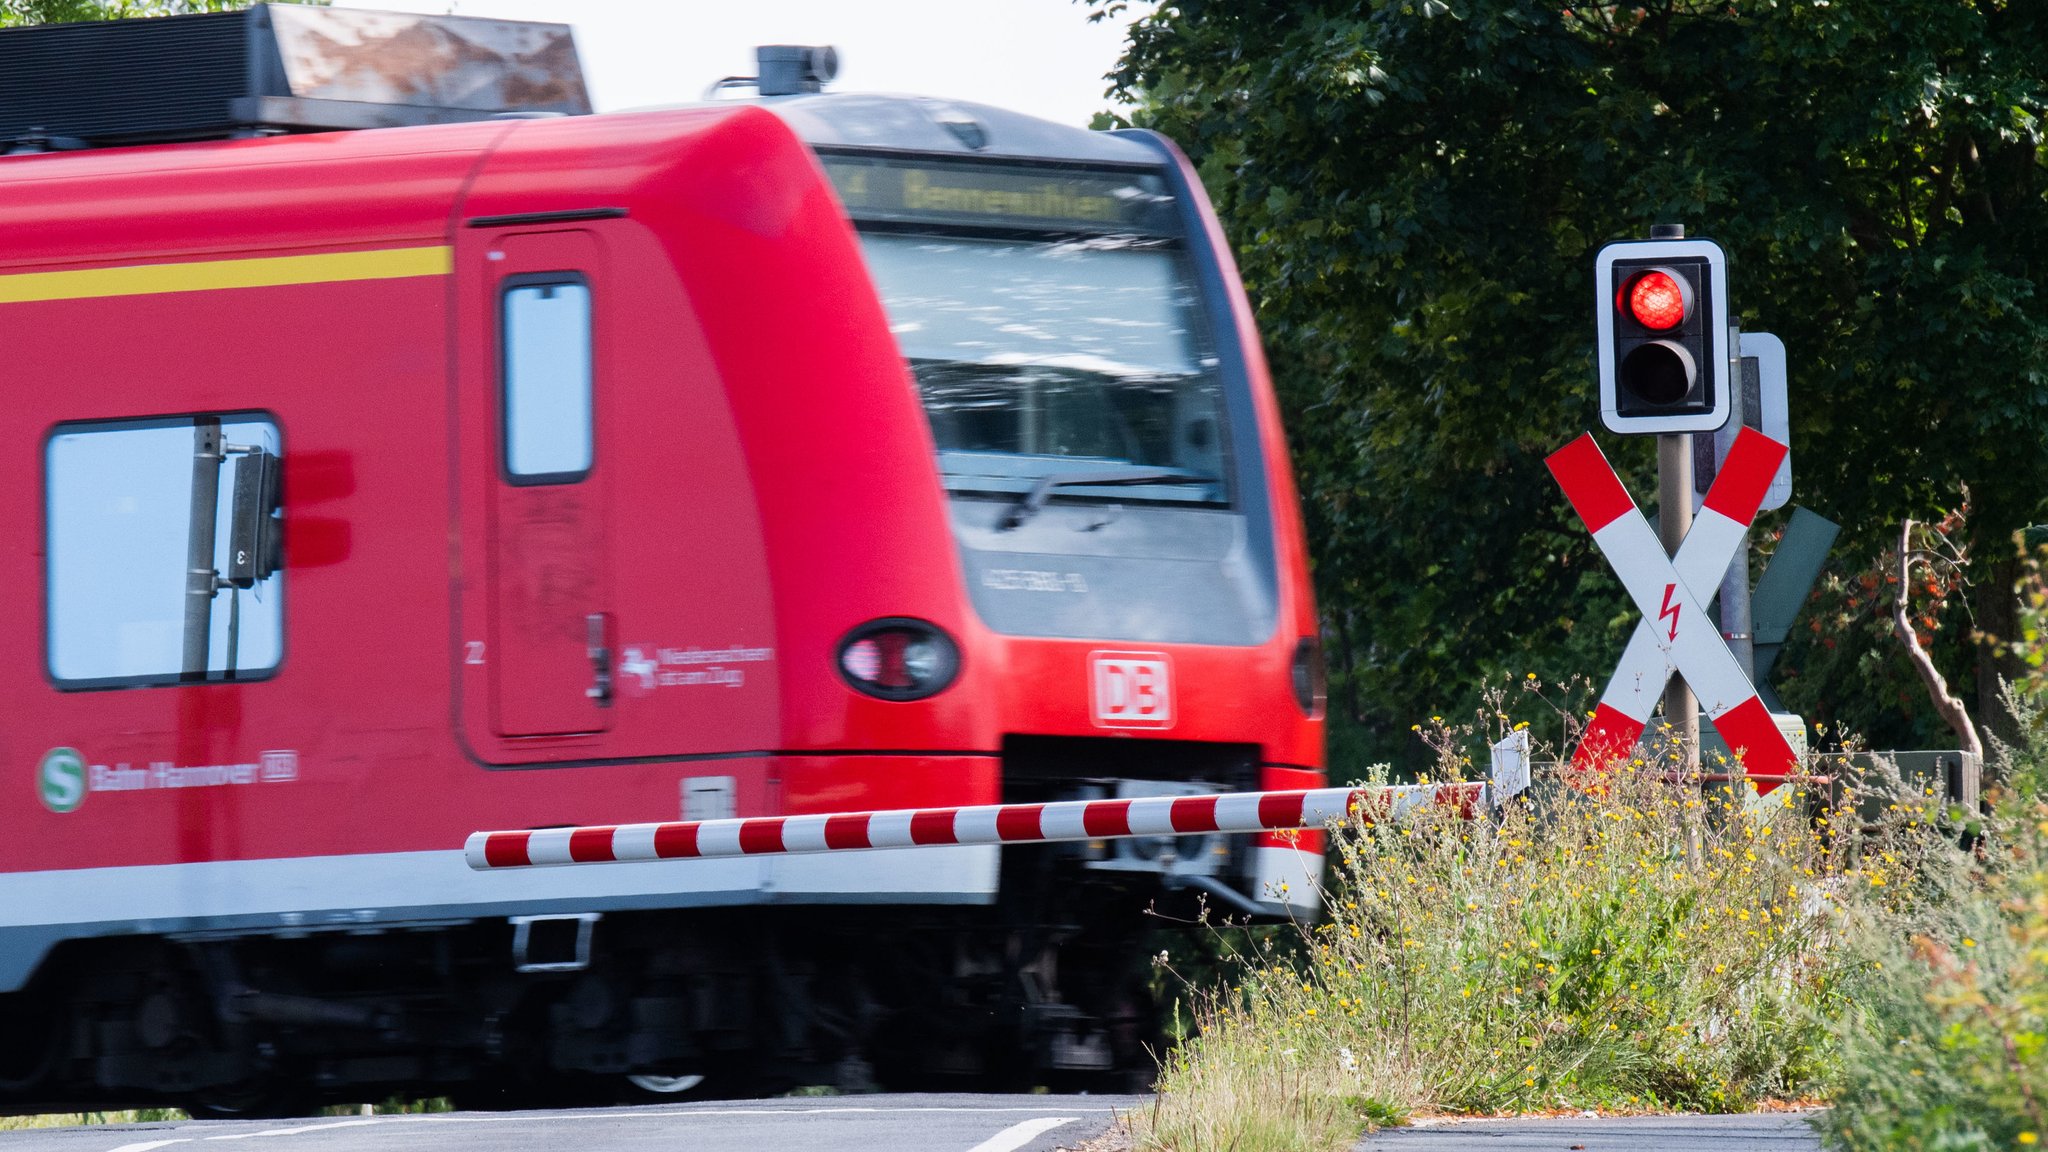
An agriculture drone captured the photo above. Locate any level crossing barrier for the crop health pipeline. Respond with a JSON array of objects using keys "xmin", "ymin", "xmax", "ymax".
[{"xmin": 465, "ymin": 741, "xmax": 1534, "ymax": 871}]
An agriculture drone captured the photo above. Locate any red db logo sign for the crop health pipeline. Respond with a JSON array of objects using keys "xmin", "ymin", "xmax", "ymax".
[{"xmin": 1090, "ymin": 652, "xmax": 1173, "ymax": 729}]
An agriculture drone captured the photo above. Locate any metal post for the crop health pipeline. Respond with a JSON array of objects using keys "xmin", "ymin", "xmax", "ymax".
[
  {"xmin": 1657, "ymin": 432, "xmax": 1699, "ymax": 772},
  {"xmin": 225, "ymin": 588, "xmax": 241, "ymax": 680},
  {"xmin": 180, "ymin": 417, "xmax": 224, "ymax": 680},
  {"xmin": 1719, "ymin": 326, "xmax": 1756, "ymax": 683},
  {"xmin": 1720, "ymin": 536, "xmax": 1754, "ymax": 679}
]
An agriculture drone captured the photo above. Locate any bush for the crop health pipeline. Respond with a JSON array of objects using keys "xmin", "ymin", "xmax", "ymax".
[
  {"xmin": 1135, "ymin": 719, "xmax": 1858, "ymax": 1152},
  {"xmin": 1824, "ymin": 693, "xmax": 2048, "ymax": 1151}
]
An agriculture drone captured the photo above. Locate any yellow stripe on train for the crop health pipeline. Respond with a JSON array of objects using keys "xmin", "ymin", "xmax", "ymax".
[{"xmin": 0, "ymin": 245, "xmax": 453, "ymax": 305}]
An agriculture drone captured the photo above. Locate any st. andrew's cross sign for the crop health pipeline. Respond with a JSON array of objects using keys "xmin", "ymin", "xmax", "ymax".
[{"xmin": 1546, "ymin": 427, "xmax": 1799, "ymax": 791}]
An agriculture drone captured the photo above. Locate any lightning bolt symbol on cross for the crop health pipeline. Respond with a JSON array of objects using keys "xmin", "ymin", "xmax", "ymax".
[{"xmin": 1658, "ymin": 582, "xmax": 1681, "ymax": 642}]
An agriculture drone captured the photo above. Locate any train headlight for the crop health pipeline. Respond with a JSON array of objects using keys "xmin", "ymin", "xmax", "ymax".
[
  {"xmin": 1292, "ymin": 636, "xmax": 1327, "ymax": 718},
  {"xmin": 836, "ymin": 618, "xmax": 961, "ymax": 701}
]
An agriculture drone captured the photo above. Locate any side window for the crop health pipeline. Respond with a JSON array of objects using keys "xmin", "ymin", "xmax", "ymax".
[
  {"xmin": 46, "ymin": 413, "xmax": 284, "ymax": 688},
  {"xmin": 501, "ymin": 275, "xmax": 593, "ymax": 483}
]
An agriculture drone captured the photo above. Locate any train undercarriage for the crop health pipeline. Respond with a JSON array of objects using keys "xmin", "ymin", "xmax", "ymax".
[{"xmin": 0, "ymin": 851, "xmax": 1208, "ymax": 1116}]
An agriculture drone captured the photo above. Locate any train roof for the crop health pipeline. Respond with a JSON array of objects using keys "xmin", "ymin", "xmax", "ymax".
[
  {"xmin": 0, "ymin": 107, "xmax": 816, "ymax": 268},
  {"xmin": 0, "ymin": 6, "xmax": 1156, "ymax": 172},
  {"xmin": 0, "ymin": 9, "xmax": 1170, "ymax": 262},
  {"xmin": 747, "ymin": 92, "xmax": 1163, "ymax": 168}
]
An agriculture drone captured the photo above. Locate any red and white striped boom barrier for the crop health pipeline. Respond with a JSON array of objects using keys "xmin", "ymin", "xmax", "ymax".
[{"xmin": 465, "ymin": 741, "xmax": 1532, "ymax": 871}]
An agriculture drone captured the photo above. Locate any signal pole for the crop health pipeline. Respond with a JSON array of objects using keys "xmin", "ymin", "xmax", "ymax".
[
  {"xmin": 180, "ymin": 416, "xmax": 223, "ymax": 681},
  {"xmin": 1644, "ymin": 223, "xmax": 1700, "ymax": 772},
  {"xmin": 1657, "ymin": 431, "xmax": 1700, "ymax": 771}
]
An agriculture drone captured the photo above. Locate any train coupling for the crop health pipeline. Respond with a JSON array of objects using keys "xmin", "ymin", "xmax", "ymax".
[{"xmin": 1069, "ymin": 779, "xmax": 1230, "ymax": 878}]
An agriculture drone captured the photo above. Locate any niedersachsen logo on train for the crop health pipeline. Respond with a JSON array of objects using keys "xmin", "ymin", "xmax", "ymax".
[{"xmin": 38, "ymin": 746, "xmax": 300, "ymax": 812}]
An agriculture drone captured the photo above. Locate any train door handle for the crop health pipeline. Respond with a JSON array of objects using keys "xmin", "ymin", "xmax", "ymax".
[{"xmin": 585, "ymin": 612, "xmax": 614, "ymax": 707}]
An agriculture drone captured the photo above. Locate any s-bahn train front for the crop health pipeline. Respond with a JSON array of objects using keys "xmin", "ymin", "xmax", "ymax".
[{"xmin": 761, "ymin": 87, "xmax": 1327, "ymax": 921}]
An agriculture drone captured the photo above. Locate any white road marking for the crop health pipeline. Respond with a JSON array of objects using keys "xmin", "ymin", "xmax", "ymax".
[
  {"xmin": 96, "ymin": 1102, "xmax": 1115, "ymax": 1151},
  {"xmin": 205, "ymin": 1119, "xmax": 384, "ymax": 1139},
  {"xmin": 964, "ymin": 1116, "xmax": 1077, "ymax": 1152},
  {"xmin": 398, "ymin": 1105, "xmax": 1107, "ymax": 1123}
]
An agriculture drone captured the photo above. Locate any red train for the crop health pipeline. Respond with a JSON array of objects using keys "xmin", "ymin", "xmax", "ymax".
[{"xmin": 0, "ymin": 10, "xmax": 1323, "ymax": 1112}]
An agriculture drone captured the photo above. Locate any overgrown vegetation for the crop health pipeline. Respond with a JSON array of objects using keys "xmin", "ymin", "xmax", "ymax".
[
  {"xmin": 1129, "ymin": 684, "xmax": 2031, "ymax": 1152},
  {"xmin": 1135, "ymin": 710, "xmax": 1853, "ymax": 1150},
  {"xmin": 1822, "ymin": 691, "xmax": 2048, "ymax": 1151}
]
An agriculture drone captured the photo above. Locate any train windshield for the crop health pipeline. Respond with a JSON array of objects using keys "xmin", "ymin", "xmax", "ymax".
[
  {"xmin": 859, "ymin": 232, "xmax": 1228, "ymax": 507},
  {"xmin": 821, "ymin": 154, "xmax": 1229, "ymax": 509}
]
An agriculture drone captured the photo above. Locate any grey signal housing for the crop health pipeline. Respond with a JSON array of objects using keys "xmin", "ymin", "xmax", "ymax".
[
  {"xmin": 1595, "ymin": 238, "xmax": 1731, "ymax": 435},
  {"xmin": 227, "ymin": 448, "xmax": 283, "ymax": 589}
]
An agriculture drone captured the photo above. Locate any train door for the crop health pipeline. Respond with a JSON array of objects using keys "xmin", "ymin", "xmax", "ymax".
[
  {"xmin": 454, "ymin": 207, "xmax": 783, "ymax": 768},
  {"xmin": 467, "ymin": 228, "xmax": 615, "ymax": 739}
]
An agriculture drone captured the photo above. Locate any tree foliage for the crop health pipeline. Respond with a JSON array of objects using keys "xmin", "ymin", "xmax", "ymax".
[
  {"xmin": 1097, "ymin": 0, "xmax": 2048, "ymax": 769},
  {"xmin": 0, "ymin": 0, "xmax": 249, "ymax": 24}
]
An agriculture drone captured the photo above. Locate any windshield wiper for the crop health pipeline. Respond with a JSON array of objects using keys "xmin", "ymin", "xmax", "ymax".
[{"xmin": 997, "ymin": 468, "xmax": 1213, "ymax": 531}]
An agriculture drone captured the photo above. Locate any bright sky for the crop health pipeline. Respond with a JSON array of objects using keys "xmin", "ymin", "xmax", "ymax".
[{"xmin": 370, "ymin": 0, "xmax": 1148, "ymax": 128}]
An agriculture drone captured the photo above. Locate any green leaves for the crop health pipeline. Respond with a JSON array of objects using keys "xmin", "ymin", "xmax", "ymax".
[
  {"xmin": 1099, "ymin": 0, "xmax": 2048, "ymax": 765},
  {"xmin": 0, "ymin": 0, "xmax": 312, "ymax": 28}
]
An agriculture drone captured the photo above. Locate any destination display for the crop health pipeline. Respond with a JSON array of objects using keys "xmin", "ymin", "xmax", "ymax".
[{"xmin": 819, "ymin": 154, "xmax": 1177, "ymax": 233}]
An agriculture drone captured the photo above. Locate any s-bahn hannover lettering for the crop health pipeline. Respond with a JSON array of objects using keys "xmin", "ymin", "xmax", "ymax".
[
  {"xmin": 90, "ymin": 756, "xmax": 299, "ymax": 791},
  {"xmin": 40, "ymin": 748, "xmax": 301, "ymax": 812}
]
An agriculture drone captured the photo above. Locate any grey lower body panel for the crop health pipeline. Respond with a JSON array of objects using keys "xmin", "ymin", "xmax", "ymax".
[{"xmin": 0, "ymin": 844, "xmax": 1000, "ymax": 992}]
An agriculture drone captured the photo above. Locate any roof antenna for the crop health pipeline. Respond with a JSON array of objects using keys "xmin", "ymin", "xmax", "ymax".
[{"xmin": 750, "ymin": 45, "xmax": 838, "ymax": 97}]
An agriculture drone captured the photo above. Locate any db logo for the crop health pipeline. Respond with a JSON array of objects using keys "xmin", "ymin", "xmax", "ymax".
[{"xmin": 1090, "ymin": 651, "xmax": 1173, "ymax": 730}]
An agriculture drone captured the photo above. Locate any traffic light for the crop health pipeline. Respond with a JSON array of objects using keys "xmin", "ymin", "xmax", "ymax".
[
  {"xmin": 226, "ymin": 447, "xmax": 282, "ymax": 587},
  {"xmin": 1595, "ymin": 237, "xmax": 1730, "ymax": 435}
]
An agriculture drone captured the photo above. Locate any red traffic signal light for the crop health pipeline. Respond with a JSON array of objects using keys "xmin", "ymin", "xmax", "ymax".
[
  {"xmin": 1622, "ymin": 269, "xmax": 1690, "ymax": 331},
  {"xmin": 1595, "ymin": 239, "xmax": 1730, "ymax": 435}
]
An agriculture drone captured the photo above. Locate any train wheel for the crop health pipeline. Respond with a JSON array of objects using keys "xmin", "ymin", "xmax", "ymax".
[
  {"xmin": 620, "ymin": 1072, "xmax": 708, "ymax": 1101},
  {"xmin": 187, "ymin": 1077, "xmax": 312, "ymax": 1120}
]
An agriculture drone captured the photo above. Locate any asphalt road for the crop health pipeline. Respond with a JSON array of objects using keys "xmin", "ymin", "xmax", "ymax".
[
  {"xmin": 0, "ymin": 1095, "xmax": 1140, "ymax": 1152},
  {"xmin": 1357, "ymin": 1111, "xmax": 1825, "ymax": 1151}
]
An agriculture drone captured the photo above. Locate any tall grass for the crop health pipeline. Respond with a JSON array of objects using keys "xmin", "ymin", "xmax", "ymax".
[
  {"xmin": 1823, "ymin": 690, "xmax": 2048, "ymax": 1151},
  {"xmin": 1135, "ymin": 713, "xmax": 1868, "ymax": 1152}
]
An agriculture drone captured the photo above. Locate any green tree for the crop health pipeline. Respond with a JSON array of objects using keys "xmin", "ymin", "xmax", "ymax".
[
  {"xmin": 1, "ymin": 0, "xmax": 250, "ymax": 24},
  {"xmin": 1097, "ymin": 0, "xmax": 2048, "ymax": 770}
]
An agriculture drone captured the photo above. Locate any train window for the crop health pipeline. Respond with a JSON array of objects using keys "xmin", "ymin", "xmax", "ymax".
[
  {"xmin": 501, "ymin": 275, "xmax": 593, "ymax": 483},
  {"xmin": 858, "ymin": 232, "xmax": 1230, "ymax": 506},
  {"xmin": 45, "ymin": 414, "xmax": 284, "ymax": 689}
]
